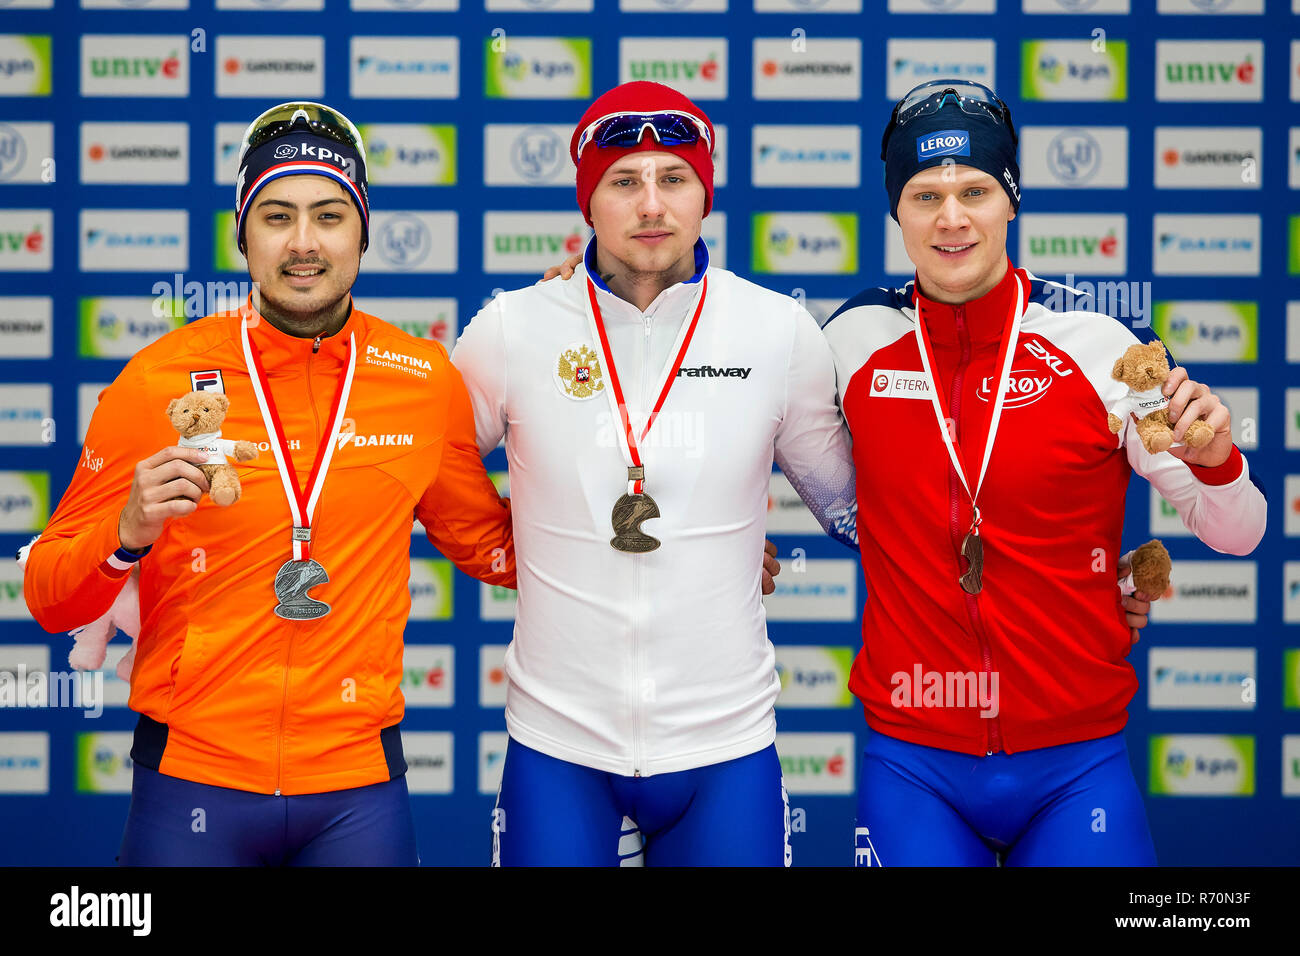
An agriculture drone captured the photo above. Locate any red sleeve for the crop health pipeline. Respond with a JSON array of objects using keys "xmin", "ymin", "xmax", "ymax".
[{"xmin": 1185, "ymin": 444, "xmax": 1244, "ymax": 487}]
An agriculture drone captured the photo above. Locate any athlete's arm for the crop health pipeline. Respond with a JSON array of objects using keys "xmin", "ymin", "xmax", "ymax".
[
  {"xmin": 449, "ymin": 297, "xmax": 508, "ymax": 458},
  {"xmin": 1127, "ymin": 372, "xmax": 1266, "ymax": 555},
  {"xmin": 773, "ymin": 305, "xmax": 858, "ymax": 551},
  {"xmin": 24, "ymin": 362, "xmax": 210, "ymax": 632},
  {"xmin": 416, "ymin": 360, "xmax": 516, "ymax": 588}
]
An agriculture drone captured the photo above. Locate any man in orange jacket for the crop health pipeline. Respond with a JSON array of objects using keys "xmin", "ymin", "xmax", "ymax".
[{"xmin": 24, "ymin": 103, "xmax": 516, "ymax": 866}]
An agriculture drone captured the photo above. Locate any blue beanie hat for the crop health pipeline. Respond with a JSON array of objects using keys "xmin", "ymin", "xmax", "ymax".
[{"xmin": 883, "ymin": 86, "xmax": 1020, "ymax": 222}]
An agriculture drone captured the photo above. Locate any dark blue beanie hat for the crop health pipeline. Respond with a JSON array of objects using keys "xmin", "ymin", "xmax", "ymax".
[{"xmin": 883, "ymin": 85, "xmax": 1020, "ymax": 222}]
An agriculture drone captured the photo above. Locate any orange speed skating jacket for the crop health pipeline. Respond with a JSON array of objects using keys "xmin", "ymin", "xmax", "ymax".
[{"xmin": 25, "ymin": 301, "xmax": 516, "ymax": 795}]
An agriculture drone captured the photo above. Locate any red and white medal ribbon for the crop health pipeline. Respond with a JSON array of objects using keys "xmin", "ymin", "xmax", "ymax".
[
  {"xmin": 240, "ymin": 316, "xmax": 356, "ymax": 563},
  {"xmin": 911, "ymin": 273, "xmax": 1025, "ymax": 539},
  {"xmin": 584, "ymin": 275, "xmax": 707, "ymax": 496}
]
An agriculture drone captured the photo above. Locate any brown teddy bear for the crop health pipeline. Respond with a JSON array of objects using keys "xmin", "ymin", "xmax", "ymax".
[
  {"xmin": 1107, "ymin": 341, "xmax": 1215, "ymax": 455},
  {"xmin": 1121, "ymin": 538, "xmax": 1173, "ymax": 599},
  {"xmin": 166, "ymin": 391, "xmax": 258, "ymax": 507}
]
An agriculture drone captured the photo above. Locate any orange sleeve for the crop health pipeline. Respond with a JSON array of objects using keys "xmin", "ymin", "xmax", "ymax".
[
  {"xmin": 415, "ymin": 361, "xmax": 517, "ymax": 589},
  {"xmin": 24, "ymin": 360, "xmax": 153, "ymax": 632}
]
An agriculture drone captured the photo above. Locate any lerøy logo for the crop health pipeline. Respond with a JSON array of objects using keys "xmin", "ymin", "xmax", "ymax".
[
  {"xmin": 975, "ymin": 369, "xmax": 1053, "ymax": 408},
  {"xmin": 916, "ymin": 130, "xmax": 969, "ymax": 161}
]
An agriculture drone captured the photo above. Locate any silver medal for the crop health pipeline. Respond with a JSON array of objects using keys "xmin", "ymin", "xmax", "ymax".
[{"xmin": 273, "ymin": 558, "xmax": 331, "ymax": 620}]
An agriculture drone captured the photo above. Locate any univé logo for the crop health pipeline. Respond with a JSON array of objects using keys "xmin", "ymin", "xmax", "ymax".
[
  {"xmin": 89, "ymin": 51, "xmax": 181, "ymax": 80},
  {"xmin": 0, "ymin": 224, "xmax": 43, "ymax": 255}
]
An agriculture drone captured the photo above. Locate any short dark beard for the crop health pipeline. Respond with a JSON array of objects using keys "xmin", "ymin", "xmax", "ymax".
[
  {"xmin": 594, "ymin": 241, "xmax": 697, "ymax": 312},
  {"xmin": 253, "ymin": 282, "xmax": 351, "ymax": 340}
]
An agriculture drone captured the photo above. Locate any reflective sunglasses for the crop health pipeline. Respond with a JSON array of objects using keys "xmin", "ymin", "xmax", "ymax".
[
  {"xmin": 238, "ymin": 101, "xmax": 367, "ymax": 167},
  {"xmin": 575, "ymin": 110, "xmax": 713, "ymax": 161},
  {"xmin": 880, "ymin": 80, "xmax": 1016, "ymax": 160}
]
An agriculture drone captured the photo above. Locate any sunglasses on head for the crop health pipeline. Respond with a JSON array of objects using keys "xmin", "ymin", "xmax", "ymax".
[
  {"xmin": 880, "ymin": 80, "xmax": 1016, "ymax": 160},
  {"xmin": 575, "ymin": 110, "xmax": 713, "ymax": 161}
]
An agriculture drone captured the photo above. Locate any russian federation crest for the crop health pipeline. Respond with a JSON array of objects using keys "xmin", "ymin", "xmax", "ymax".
[{"xmin": 554, "ymin": 343, "xmax": 605, "ymax": 401}]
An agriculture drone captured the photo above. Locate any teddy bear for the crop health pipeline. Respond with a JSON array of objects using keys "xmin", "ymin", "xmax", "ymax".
[
  {"xmin": 1119, "ymin": 538, "xmax": 1173, "ymax": 599},
  {"xmin": 1107, "ymin": 341, "xmax": 1215, "ymax": 455},
  {"xmin": 166, "ymin": 391, "xmax": 258, "ymax": 506},
  {"xmin": 17, "ymin": 537, "xmax": 139, "ymax": 681}
]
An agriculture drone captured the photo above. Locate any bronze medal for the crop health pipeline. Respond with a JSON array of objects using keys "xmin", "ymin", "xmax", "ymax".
[
  {"xmin": 610, "ymin": 491, "xmax": 662, "ymax": 553},
  {"xmin": 959, "ymin": 532, "xmax": 984, "ymax": 595}
]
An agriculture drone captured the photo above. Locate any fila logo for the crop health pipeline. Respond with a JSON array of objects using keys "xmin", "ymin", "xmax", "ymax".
[
  {"xmin": 868, "ymin": 369, "xmax": 932, "ymax": 400},
  {"xmin": 190, "ymin": 370, "xmax": 225, "ymax": 393},
  {"xmin": 1023, "ymin": 340, "xmax": 1074, "ymax": 377},
  {"xmin": 976, "ymin": 369, "xmax": 1053, "ymax": 408}
]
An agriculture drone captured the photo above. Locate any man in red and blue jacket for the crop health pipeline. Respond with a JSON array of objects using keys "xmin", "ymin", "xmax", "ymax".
[{"xmin": 822, "ymin": 80, "xmax": 1267, "ymax": 866}]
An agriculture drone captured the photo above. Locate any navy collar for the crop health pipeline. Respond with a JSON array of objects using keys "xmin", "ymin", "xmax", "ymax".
[{"xmin": 583, "ymin": 235, "xmax": 709, "ymax": 296}]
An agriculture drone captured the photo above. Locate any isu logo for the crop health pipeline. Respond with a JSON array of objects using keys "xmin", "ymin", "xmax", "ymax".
[{"xmin": 976, "ymin": 369, "xmax": 1053, "ymax": 408}]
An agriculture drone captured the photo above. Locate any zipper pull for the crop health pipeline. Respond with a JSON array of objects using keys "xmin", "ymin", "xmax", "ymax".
[{"xmin": 312, "ymin": 334, "xmax": 322, "ymax": 354}]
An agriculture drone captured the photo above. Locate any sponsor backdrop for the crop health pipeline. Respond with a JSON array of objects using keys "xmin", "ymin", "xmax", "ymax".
[{"xmin": 0, "ymin": 0, "xmax": 1297, "ymax": 867}]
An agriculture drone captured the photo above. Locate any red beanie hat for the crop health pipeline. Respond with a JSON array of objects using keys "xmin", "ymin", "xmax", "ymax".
[{"xmin": 570, "ymin": 81, "xmax": 715, "ymax": 227}]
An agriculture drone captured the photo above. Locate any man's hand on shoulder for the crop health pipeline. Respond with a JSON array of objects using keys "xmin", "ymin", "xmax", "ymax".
[{"xmin": 541, "ymin": 254, "xmax": 583, "ymax": 283}]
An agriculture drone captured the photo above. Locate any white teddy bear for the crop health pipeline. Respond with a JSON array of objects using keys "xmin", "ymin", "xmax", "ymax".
[{"xmin": 17, "ymin": 537, "xmax": 139, "ymax": 683}]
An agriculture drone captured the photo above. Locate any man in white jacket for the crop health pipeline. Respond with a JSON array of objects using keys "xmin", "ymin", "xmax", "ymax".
[{"xmin": 452, "ymin": 81, "xmax": 857, "ymax": 866}]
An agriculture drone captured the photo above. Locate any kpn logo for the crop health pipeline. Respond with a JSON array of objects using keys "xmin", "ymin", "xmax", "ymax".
[
  {"xmin": 1149, "ymin": 734, "xmax": 1254, "ymax": 796},
  {"xmin": 1290, "ymin": 215, "xmax": 1300, "ymax": 276},
  {"xmin": 80, "ymin": 297, "xmax": 184, "ymax": 358},
  {"xmin": 775, "ymin": 646, "xmax": 854, "ymax": 708},
  {"xmin": 752, "ymin": 213, "xmax": 857, "ymax": 274},
  {"xmin": 213, "ymin": 210, "xmax": 243, "ymax": 273},
  {"xmin": 0, "ymin": 35, "xmax": 51, "ymax": 96},
  {"xmin": 1152, "ymin": 301, "xmax": 1257, "ymax": 364},
  {"xmin": 0, "ymin": 471, "xmax": 48, "ymax": 532},
  {"xmin": 75, "ymin": 732, "xmax": 134, "ymax": 793},
  {"xmin": 357, "ymin": 124, "xmax": 456, "ymax": 186},
  {"xmin": 485, "ymin": 38, "xmax": 591, "ymax": 99},
  {"xmin": 408, "ymin": 559, "xmax": 453, "ymax": 620},
  {"xmin": 1284, "ymin": 649, "xmax": 1300, "ymax": 710},
  {"xmin": 1022, "ymin": 40, "xmax": 1127, "ymax": 101}
]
